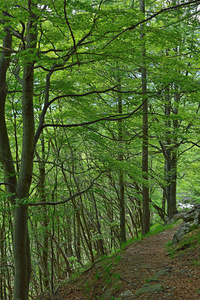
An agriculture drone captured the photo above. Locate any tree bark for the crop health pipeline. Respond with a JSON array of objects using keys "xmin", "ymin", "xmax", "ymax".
[
  {"xmin": 37, "ymin": 135, "xmax": 49, "ymax": 289},
  {"xmin": 168, "ymin": 152, "xmax": 178, "ymax": 217},
  {"xmin": 91, "ymin": 191, "xmax": 105, "ymax": 255},
  {"xmin": 164, "ymin": 83, "xmax": 178, "ymax": 218},
  {"xmin": 117, "ymin": 73, "xmax": 126, "ymax": 244},
  {"xmin": 0, "ymin": 25, "xmax": 18, "ymax": 300},
  {"xmin": 0, "ymin": 28, "xmax": 16, "ymax": 203},
  {"xmin": 141, "ymin": 0, "xmax": 150, "ymax": 235},
  {"xmin": 13, "ymin": 17, "xmax": 37, "ymax": 299}
]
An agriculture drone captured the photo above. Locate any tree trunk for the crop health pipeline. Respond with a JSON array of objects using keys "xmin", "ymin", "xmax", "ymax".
[
  {"xmin": 13, "ymin": 207, "xmax": 31, "ymax": 300},
  {"xmin": 168, "ymin": 88, "xmax": 179, "ymax": 217},
  {"xmin": 164, "ymin": 84, "xmax": 178, "ymax": 218},
  {"xmin": 117, "ymin": 74, "xmax": 126, "ymax": 244},
  {"xmin": 0, "ymin": 25, "xmax": 18, "ymax": 299},
  {"xmin": 0, "ymin": 14, "xmax": 36, "ymax": 300},
  {"xmin": 13, "ymin": 17, "xmax": 37, "ymax": 299},
  {"xmin": 91, "ymin": 191, "xmax": 105, "ymax": 255},
  {"xmin": 141, "ymin": 0, "xmax": 150, "ymax": 235},
  {"xmin": 0, "ymin": 28, "xmax": 16, "ymax": 203},
  {"xmin": 164, "ymin": 84, "xmax": 171, "ymax": 215},
  {"xmin": 168, "ymin": 152, "xmax": 178, "ymax": 217},
  {"xmin": 37, "ymin": 135, "xmax": 49, "ymax": 289}
]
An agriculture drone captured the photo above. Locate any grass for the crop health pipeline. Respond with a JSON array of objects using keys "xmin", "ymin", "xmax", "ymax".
[
  {"xmin": 165, "ymin": 240, "xmax": 176, "ymax": 257},
  {"xmin": 166, "ymin": 226, "xmax": 200, "ymax": 258},
  {"xmin": 119, "ymin": 220, "xmax": 181, "ymax": 254},
  {"xmin": 146, "ymin": 220, "xmax": 182, "ymax": 236},
  {"xmin": 58, "ymin": 220, "xmax": 182, "ymax": 295},
  {"xmin": 38, "ymin": 218, "xmax": 200, "ymax": 300},
  {"xmin": 92, "ymin": 220, "xmax": 181, "ymax": 271}
]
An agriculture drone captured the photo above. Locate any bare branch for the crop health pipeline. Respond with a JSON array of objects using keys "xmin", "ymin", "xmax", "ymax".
[
  {"xmin": 42, "ymin": 98, "xmax": 146, "ymax": 129},
  {"xmin": 28, "ymin": 171, "xmax": 105, "ymax": 206},
  {"xmin": 64, "ymin": 0, "xmax": 79, "ymax": 65},
  {"xmin": 103, "ymin": 0, "xmax": 200, "ymax": 48},
  {"xmin": 0, "ymin": 182, "xmax": 16, "ymax": 187},
  {"xmin": 48, "ymin": 85, "xmax": 118, "ymax": 106},
  {"xmin": 0, "ymin": 46, "xmax": 17, "ymax": 53}
]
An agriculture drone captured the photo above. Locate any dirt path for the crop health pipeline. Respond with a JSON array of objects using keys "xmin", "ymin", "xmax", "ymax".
[{"xmin": 52, "ymin": 226, "xmax": 200, "ymax": 299}]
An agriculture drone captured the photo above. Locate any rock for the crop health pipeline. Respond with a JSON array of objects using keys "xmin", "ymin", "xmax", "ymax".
[
  {"xmin": 102, "ymin": 288, "xmax": 113, "ymax": 299},
  {"xmin": 155, "ymin": 268, "xmax": 172, "ymax": 276},
  {"xmin": 182, "ymin": 204, "xmax": 200, "ymax": 222},
  {"xmin": 120, "ymin": 290, "xmax": 133, "ymax": 297},
  {"xmin": 172, "ymin": 204, "xmax": 200, "ymax": 245},
  {"xmin": 167, "ymin": 212, "xmax": 185, "ymax": 224},
  {"xmin": 172, "ymin": 223, "xmax": 191, "ymax": 245},
  {"xmin": 135, "ymin": 284, "xmax": 164, "ymax": 296},
  {"xmin": 164, "ymin": 292, "xmax": 173, "ymax": 296}
]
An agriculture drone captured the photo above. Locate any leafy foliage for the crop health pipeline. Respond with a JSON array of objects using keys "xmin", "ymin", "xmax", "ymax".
[{"xmin": 0, "ymin": 0, "xmax": 200, "ymax": 298}]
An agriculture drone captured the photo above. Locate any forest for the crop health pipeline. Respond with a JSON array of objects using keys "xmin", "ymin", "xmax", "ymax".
[{"xmin": 0, "ymin": 0, "xmax": 200, "ymax": 299}]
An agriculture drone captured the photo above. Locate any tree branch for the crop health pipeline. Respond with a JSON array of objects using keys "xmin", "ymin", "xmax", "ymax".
[
  {"xmin": 0, "ymin": 182, "xmax": 16, "ymax": 187},
  {"xmin": 103, "ymin": 0, "xmax": 200, "ymax": 48},
  {"xmin": 63, "ymin": 0, "xmax": 79, "ymax": 65},
  {"xmin": 42, "ymin": 98, "xmax": 146, "ymax": 129},
  {"xmin": 28, "ymin": 171, "xmax": 105, "ymax": 206}
]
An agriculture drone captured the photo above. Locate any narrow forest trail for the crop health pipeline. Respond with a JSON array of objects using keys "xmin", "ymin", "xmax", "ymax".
[{"xmin": 44, "ymin": 225, "xmax": 200, "ymax": 300}]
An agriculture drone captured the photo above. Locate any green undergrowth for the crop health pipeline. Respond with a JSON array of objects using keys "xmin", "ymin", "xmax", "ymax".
[
  {"xmin": 39, "ymin": 220, "xmax": 183, "ymax": 299},
  {"xmin": 40, "ymin": 220, "xmax": 200, "ymax": 299},
  {"xmin": 166, "ymin": 226, "xmax": 200, "ymax": 258},
  {"xmin": 165, "ymin": 225, "xmax": 200, "ymax": 300},
  {"xmin": 147, "ymin": 219, "xmax": 182, "ymax": 236},
  {"xmin": 120, "ymin": 219, "xmax": 182, "ymax": 251},
  {"xmin": 68, "ymin": 220, "xmax": 181, "ymax": 285}
]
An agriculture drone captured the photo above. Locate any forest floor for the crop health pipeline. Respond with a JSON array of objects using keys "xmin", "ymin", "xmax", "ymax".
[{"xmin": 41, "ymin": 224, "xmax": 200, "ymax": 299}]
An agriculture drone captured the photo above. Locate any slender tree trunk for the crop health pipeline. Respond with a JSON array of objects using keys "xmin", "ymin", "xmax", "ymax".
[
  {"xmin": 91, "ymin": 191, "xmax": 105, "ymax": 255},
  {"xmin": 169, "ymin": 152, "xmax": 178, "ymax": 217},
  {"xmin": 0, "ymin": 25, "xmax": 18, "ymax": 299},
  {"xmin": 168, "ymin": 88, "xmax": 179, "ymax": 217},
  {"xmin": 13, "ymin": 16, "xmax": 37, "ymax": 299},
  {"xmin": 0, "ymin": 28, "xmax": 16, "ymax": 203},
  {"xmin": 38, "ymin": 135, "xmax": 49, "ymax": 289},
  {"xmin": 164, "ymin": 83, "xmax": 178, "ymax": 218},
  {"xmin": 0, "ymin": 15, "xmax": 36, "ymax": 300},
  {"xmin": 164, "ymin": 84, "xmax": 172, "ymax": 215},
  {"xmin": 74, "ymin": 211, "xmax": 82, "ymax": 262},
  {"xmin": 117, "ymin": 74, "xmax": 126, "ymax": 244},
  {"xmin": 13, "ymin": 208, "xmax": 31, "ymax": 300},
  {"xmin": 141, "ymin": 0, "xmax": 150, "ymax": 235}
]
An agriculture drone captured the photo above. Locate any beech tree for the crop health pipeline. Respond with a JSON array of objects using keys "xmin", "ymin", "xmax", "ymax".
[
  {"xmin": 140, "ymin": 0, "xmax": 150, "ymax": 235},
  {"xmin": 0, "ymin": 1, "xmax": 135, "ymax": 297},
  {"xmin": 0, "ymin": 0, "xmax": 200, "ymax": 298},
  {"xmin": 0, "ymin": 1, "xmax": 109, "ymax": 297},
  {"xmin": 147, "ymin": 0, "xmax": 200, "ymax": 218}
]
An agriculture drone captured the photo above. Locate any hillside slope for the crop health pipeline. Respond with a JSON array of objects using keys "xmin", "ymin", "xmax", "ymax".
[{"xmin": 40, "ymin": 225, "xmax": 200, "ymax": 299}]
